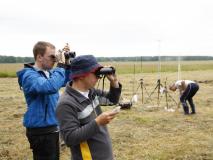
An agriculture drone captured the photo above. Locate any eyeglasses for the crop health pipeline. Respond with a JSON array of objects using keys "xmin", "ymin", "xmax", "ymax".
[{"xmin": 48, "ymin": 55, "xmax": 56, "ymax": 59}]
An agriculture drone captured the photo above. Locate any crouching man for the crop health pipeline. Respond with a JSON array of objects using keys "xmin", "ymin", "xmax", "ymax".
[
  {"xmin": 56, "ymin": 55, "xmax": 122, "ymax": 160},
  {"xmin": 169, "ymin": 80, "xmax": 199, "ymax": 115}
]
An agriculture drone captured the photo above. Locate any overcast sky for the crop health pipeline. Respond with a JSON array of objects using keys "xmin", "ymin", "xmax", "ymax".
[{"xmin": 1, "ymin": 0, "xmax": 213, "ymax": 57}]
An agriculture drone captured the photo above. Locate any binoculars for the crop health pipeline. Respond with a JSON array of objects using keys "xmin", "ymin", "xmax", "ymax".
[
  {"xmin": 95, "ymin": 67, "xmax": 116, "ymax": 77},
  {"xmin": 64, "ymin": 51, "xmax": 76, "ymax": 64},
  {"xmin": 64, "ymin": 51, "xmax": 76, "ymax": 59}
]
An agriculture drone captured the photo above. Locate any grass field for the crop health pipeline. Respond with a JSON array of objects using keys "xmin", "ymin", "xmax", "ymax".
[
  {"xmin": 0, "ymin": 61, "xmax": 213, "ymax": 160},
  {"xmin": 0, "ymin": 60, "xmax": 213, "ymax": 77}
]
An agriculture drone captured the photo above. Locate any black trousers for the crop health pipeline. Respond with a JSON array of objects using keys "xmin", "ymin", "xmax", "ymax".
[
  {"xmin": 26, "ymin": 131, "xmax": 59, "ymax": 160},
  {"xmin": 180, "ymin": 83, "xmax": 199, "ymax": 114}
]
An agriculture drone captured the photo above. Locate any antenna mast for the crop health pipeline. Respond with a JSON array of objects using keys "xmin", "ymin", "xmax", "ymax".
[
  {"xmin": 178, "ymin": 56, "xmax": 181, "ymax": 80},
  {"xmin": 157, "ymin": 40, "xmax": 161, "ymax": 80}
]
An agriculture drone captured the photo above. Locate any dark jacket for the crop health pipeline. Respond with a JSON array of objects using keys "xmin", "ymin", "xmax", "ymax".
[{"xmin": 56, "ymin": 82, "xmax": 122, "ymax": 160}]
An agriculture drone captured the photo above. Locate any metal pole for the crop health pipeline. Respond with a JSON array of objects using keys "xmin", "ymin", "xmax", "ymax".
[
  {"xmin": 133, "ymin": 63, "xmax": 135, "ymax": 95},
  {"xmin": 178, "ymin": 56, "xmax": 181, "ymax": 80},
  {"xmin": 165, "ymin": 79, "xmax": 168, "ymax": 109},
  {"xmin": 140, "ymin": 79, "xmax": 144, "ymax": 104},
  {"xmin": 157, "ymin": 79, "xmax": 160, "ymax": 106},
  {"xmin": 158, "ymin": 40, "xmax": 161, "ymax": 80}
]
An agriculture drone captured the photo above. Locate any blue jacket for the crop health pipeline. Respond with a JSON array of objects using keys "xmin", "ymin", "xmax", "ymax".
[{"xmin": 17, "ymin": 63, "xmax": 71, "ymax": 128}]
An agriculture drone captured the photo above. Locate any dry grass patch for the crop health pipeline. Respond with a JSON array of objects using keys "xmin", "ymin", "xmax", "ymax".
[{"xmin": 0, "ymin": 63, "xmax": 213, "ymax": 159}]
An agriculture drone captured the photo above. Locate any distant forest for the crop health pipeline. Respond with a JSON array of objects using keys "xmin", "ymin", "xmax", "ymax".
[{"xmin": 0, "ymin": 55, "xmax": 213, "ymax": 63}]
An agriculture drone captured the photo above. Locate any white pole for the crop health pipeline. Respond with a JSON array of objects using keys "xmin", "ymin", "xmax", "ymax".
[
  {"xmin": 178, "ymin": 56, "xmax": 181, "ymax": 80},
  {"xmin": 158, "ymin": 40, "xmax": 161, "ymax": 80},
  {"xmin": 133, "ymin": 60, "xmax": 136, "ymax": 95}
]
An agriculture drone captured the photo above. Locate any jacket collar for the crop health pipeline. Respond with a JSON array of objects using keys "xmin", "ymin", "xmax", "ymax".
[
  {"xmin": 65, "ymin": 81, "xmax": 94, "ymax": 103},
  {"xmin": 24, "ymin": 63, "xmax": 34, "ymax": 68},
  {"xmin": 24, "ymin": 62, "xmax": 53, "ymax": 75}
]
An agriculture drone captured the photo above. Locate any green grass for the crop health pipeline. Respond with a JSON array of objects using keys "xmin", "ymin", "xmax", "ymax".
[
  {"xmin": 0, "ymin": 61, "xmax": 213, "ymax": 77},
  {"xmin": 0, "ymin": 63, "xmax": 22, "ymax": 78},
  {"xmin": 101, "ymin": 61, "xmax": 213, "ymax": 74},
  {"xmin": 0, "ymin": 72, "xmax": 16, "ymax": 77}
]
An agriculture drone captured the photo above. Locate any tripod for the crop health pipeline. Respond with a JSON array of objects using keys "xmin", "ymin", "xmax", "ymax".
[
  {"xmin": 145, "ymin": 79, "xmax": 163, "ymax": 106},
  {"xmin": 164, "ymin": 79, "xmax": 178, "ymax": 109},
  {"xmin": 135, "ymin": 79, "xmax": 150, "ymax": 104}
]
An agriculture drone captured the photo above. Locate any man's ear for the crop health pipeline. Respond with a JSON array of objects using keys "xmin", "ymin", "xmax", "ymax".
[{"xmin": 36, "ymin": 54, "xmax": 43, "ymax": 62}]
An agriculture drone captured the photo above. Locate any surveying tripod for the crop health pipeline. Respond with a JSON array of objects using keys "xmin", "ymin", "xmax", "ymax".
[
  {"xmin": 145, "ymin": 79, "xmax": 163, "ymax": 106},
  {"xmin": 134, "ymin": 79, "xmax": 150, "ymax": 104},
  {"xmin": 145, "ymin": 78, "xmax": 178, "ymax": 108},
  {"xmin": 164, "ymin": 79, "xmax": 178, "ymax": 109}
]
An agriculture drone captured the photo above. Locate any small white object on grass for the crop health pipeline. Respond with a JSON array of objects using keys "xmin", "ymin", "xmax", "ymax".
[
  {"xmin": 132, "ymin": 94, "xmax": 138, "ymax": 103},
  {"xmin": 160, "ymin": 87, "xmax": 166, "ymax": 94},
  {"xmin": 164, "ymin": 107, "xmax": 175, "ymax": 112}
]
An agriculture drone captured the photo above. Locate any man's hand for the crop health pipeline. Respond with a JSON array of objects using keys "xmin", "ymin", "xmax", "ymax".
[
  {"xmin": 95, "ymin": 111, "xmax": 118, "ymax": 126},
  {"xmin": 106, "ymin": 73, "xmax": 119, "ymax": 88},
  {"xmin": 56, "ymin": 50, "xmax": 66, "ymax": 64},
  {"xmin": 177, "ymin": 101, "xmax": 181, "ymax": 108}
]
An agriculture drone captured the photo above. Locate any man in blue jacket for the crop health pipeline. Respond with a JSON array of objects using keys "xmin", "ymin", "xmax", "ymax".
[{"xmin": 17, "ymin": 41, "xmax": 71, "ymax": 160}]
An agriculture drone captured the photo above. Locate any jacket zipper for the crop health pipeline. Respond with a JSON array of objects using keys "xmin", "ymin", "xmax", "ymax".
[
  {"xmin": 44, "ymin": 104, "xmax": 48, "ymax": 121},
  {"xmin": 42, "ymin": 71, "xmax": 49, "ymax": 122},
  {"xmin": 89, "ymin": 98, "xmax": 97, "ymax": 117}
]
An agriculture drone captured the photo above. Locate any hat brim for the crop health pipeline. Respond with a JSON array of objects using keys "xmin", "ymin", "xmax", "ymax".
[{"xmin": 71, "ymin": 63, "xmax": 103, "ymax": 79}]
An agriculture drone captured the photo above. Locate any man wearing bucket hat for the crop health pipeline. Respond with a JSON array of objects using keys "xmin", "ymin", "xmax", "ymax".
[{"xmin": 56, "ymin": 55, "xmax": 122, "ymax": 160}]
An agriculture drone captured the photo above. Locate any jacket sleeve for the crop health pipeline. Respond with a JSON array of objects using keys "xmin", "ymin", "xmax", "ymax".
[
  {"xmin": 63, "ymin": 69, "xmax": 71, "ymax": 87},
  {"xmin": 57, "ymin": 63, "xmax": 72, "ymax": 87},
  {"xmin": 96, "ymin": 83, "xmax": 122, "ymax": 105},
  {"xmin": 56, "ymin": 103, "xmax": 100, "ymax": 147},
  {"xmin": 22, "ymin": 67, "xmax": 65, "ymax": 95}
]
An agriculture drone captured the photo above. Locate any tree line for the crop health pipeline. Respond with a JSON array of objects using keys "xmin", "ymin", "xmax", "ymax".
[
  {"xmin": 0, "ymin": 55, "xmax": 213, "ymax": 63},
  {"xmin": 0, "ymin": 56, "xmax": 34, "ymax": 63}
]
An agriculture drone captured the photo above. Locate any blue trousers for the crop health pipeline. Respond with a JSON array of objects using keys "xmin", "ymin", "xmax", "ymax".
[{"xmin": 180, "ymin": 83, "xmax": 199, "ymax": 114}]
